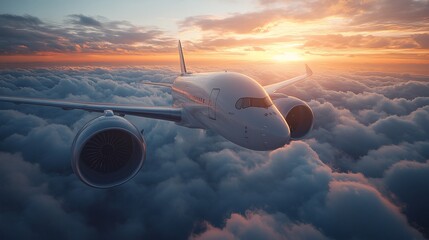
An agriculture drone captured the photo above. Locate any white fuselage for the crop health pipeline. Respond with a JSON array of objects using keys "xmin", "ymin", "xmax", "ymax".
[{"xmin": 172, "ymin": 72, "xmax": 290, "ymax": 150}]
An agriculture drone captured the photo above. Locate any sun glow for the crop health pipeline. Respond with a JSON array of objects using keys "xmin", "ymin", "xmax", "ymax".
[{"xmin": 272, "ymin": 52, "xmax": 304, "ymax": 62}]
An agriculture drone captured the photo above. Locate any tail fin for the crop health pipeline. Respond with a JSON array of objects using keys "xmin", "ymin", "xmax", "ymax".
[
  {"xmin": 178, "ymin": 40, "xmax": 187, "ymax": 75},
  {"xmin": 305, "ymin": 64, "xmax": 313, "ymax": 76}
]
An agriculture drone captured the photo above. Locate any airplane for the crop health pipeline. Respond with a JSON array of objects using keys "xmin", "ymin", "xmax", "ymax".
[{"xmin": 0, "ymin": 41, "xmax": 313, "ymax": 188}]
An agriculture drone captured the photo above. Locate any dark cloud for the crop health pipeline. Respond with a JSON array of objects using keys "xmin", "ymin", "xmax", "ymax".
[
  {"xmin": 384, "ymin": 161, "xmax": 429, "ymax": 236},
  {"xmin": 0, "ymin": 14, "xmax": 42, "ymax": 27},
  {"xmin": 0, "ymin": 14, "xmax": 76, "ymax": 54},
  {"xmin": 69, "ymin": 14, "xmax": 103, "ymax": 27},
  {"xmin": 0, "ymin": 152, "xmax": 96, "ymax": 239},
  {"xmin": 310, "ymin": 180, "xmax": 420, "ymax": 240},
  {"xmin": 354, "ymin": 141, "xmax": 429, "ymax": 178},
  {"xmin": 0, "ymin": 14, "xmax": 174, "ymax": 55},
  {"xmin": 0, "ymin": 66, "xmax": 428, "ymax": 239}
]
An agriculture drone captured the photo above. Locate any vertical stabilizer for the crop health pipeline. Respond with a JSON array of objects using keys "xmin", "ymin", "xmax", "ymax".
[
  {"xmin": 178, "ymin": 40, "xmax": 187, "ymax": 75},
  {"xmin": 305, "ymin": 64, "xmax": 313, "ymax": 76}
]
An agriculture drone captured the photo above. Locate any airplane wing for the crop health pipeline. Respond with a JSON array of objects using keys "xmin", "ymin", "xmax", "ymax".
[
  {"xmin": 140, "ymin": 82, "xmax": 173, "ymax": 88},
  {"xmin": 264, "ymin": 64, "xmax": 313, "ymax": 94},
  {"xmin": 0, "ymin": 96, "xmax": 182, "ymax": 122}
]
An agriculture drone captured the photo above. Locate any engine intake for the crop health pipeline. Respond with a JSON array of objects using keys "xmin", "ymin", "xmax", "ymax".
[
  {"xmin": 72, "ymin": 111, "xmax": 146, "ymax": 188},
  {"xmin": 273, "ymin": 96, "xmax": 314, "ymax": 139}
]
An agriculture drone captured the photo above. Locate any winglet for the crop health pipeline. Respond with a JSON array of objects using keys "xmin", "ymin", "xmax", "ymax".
[
  {"xmin": 178, "ymin": 40, "xmax": 187, "ymax": 75},
  {"xmin": 305, "ymin": 64, "xmax": 313, "ymax": 76}
]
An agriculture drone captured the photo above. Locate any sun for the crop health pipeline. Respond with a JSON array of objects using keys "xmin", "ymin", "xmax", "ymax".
[{"xmin": 272, "ymin": 52, "xmax": 304, "ymax": 62}]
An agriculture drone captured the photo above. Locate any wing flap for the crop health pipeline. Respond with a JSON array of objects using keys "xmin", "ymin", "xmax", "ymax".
[{"xmin": 0, "ymin": 96, "xmax": 182, "ymax": 122}]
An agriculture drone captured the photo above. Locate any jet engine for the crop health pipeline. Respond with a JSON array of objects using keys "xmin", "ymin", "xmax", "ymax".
[
  {"xmin": 273, "ymin": 95, "xmax": 314, "ymax": 140},
  {"xmin": 71, "ymin": 110, "xmax": 146, "ymax": 188}
]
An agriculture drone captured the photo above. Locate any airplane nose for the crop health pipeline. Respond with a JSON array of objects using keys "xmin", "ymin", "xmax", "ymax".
[{"xmin": 263, "ymin": 118, "xmax": 290, "ymax": 150}]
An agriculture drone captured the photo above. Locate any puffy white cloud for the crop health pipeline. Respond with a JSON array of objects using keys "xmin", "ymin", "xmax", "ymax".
[{"xmin": 0, "ymin": 66, "xmax": 428, "ymax": 239}]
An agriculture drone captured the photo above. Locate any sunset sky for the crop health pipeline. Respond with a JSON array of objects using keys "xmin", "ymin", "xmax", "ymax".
[
  {"xmin": 1, "ymin": 0, "xmax": 428, "ymax": 66},
  {"xmin": 1, "ymin": 1, "xmax": 429, "ymax": 239}
]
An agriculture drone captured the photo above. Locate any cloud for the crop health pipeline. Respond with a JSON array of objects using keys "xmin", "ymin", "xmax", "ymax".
[
  {"xmin": 0, "ymin": 14, "xmax": 174, "ymax": 55},
  {"xmin": 178, "ymin": 0, "xmax": 428, "ymax": 56},
  {"xmin": 0, "ymin": 14, "xmax": 42, "ymax": 27},
  {"xmin": 414, "ymin": 34, "xmax": 429, "ymax": 49},
  {"xmin": 311, "ymin": 180, "xmax": 421, "ymax": 240},
  {"xmin": 181, "ymin": 0, "xmax": 372, "ymax": 34},
  {"xmin": 354, "ymin": 141, "xmax": 429, "ymax": 178},
  {"xmin": 0, "ymin": 14, "xmax": 76, "ymax": 54},
  {"xmin": 178, "ymin": 0, "xmax": 428, "ymax": 54},
  {"xmin": 350, "ymin": 0, "xmax": 429, "ymax": 26},
  {"xmin": 0, "ymin": 66, "xmax": 428, "ymax": 239},
  {"xmin": 303, "ymin": 34, "xmax": 422, "ymax": 50},
  {"xmin": 0, "ymin": 152, "xmax": 96, "ymax": 240},
  {"xmin": 257, "ymin": 0, "xmax": 429, "ymax": 27},
  {"xmin": 69, "ymin": 14, "xmax": 103, "ymax": 28},
  {"xmin": 180, "ymin": 10, "xmax": 284, "ymax": 34},
  {"xmin": 384, "ymin": 161, "xmax": 429, "ymax": 237},
  {"xmin": 2, "ymin": 6, "xmax": 428, "ymax": 61},
  {"xmin": 191, "ymin": 211, "xmax": 329, "ymax": 240},
  {"xmin": 184, "ymin": 35, "xmax": 294, "ymax": 52}
]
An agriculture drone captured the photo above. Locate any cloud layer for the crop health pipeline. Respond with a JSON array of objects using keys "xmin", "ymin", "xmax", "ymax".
[
  {"xmin": 2, "ymin": 2, "xmax": 428, "ymax": 65},
  {"xmin": 176, "ymin": 0, "xmax": 429, "ymax": 62},
  {"xmin": 0, "ymin": 66, "xmax": 428, "ymax": 239},
  {"xmin": 0, "ymin": 14, "xmax": 174, "ymax": 55}
]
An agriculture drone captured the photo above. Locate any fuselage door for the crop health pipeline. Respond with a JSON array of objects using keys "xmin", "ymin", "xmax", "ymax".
[{"xmin": 208, "ymin": 88, "xmax": 220, "ymax": 120}]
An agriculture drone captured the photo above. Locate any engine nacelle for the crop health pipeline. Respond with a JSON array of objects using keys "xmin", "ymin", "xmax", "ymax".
[
  {"xmin": 273, "ymin": 95, "xmax": 314, "ymax": 140},
  {"xmin": 71, "ymin": 110, "xmax": 146, "ymax": 188}
]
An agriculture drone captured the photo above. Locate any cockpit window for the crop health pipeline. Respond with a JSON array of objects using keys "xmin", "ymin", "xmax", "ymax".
[{"xmin": 235, "ymin": 97, "xmax": 272, "ymax": 109}]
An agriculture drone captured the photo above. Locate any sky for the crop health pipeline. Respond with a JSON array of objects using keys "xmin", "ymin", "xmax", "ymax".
[
  {"xmin": 0, "ymin": 0, "xmax": 428, "ymax": 69},
  {"xmin": 0, "ymin": 0, "xmax": 429, "ymax": 239}
]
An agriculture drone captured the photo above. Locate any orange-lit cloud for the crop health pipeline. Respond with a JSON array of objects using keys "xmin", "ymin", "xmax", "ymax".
[
  {"xmin": 180, "ymin": 9, "xmax": 284, "ymax": 34},
  {"xmin": 303, "ymin": 34, "xmax": 426, "ymax": 49},
  {"xmin": 0, "ymin": 0, "xmax": 428, "ymax": 66},
  {"xmin": 178, "ymin": 0, "xmax": 429, "ymax": 64}
]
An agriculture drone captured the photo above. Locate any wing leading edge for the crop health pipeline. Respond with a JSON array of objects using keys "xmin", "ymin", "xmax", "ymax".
[
  {"xmin": 140, "ymin": 82, "xmax": 173, "ymax": 88},
  {"xmin": 264, "ymin": 64, "xmax": 313, "ymax": 94},
  {"xmin": 0, "ymin": 96, "xmax": 182, "ymax": 122}
]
